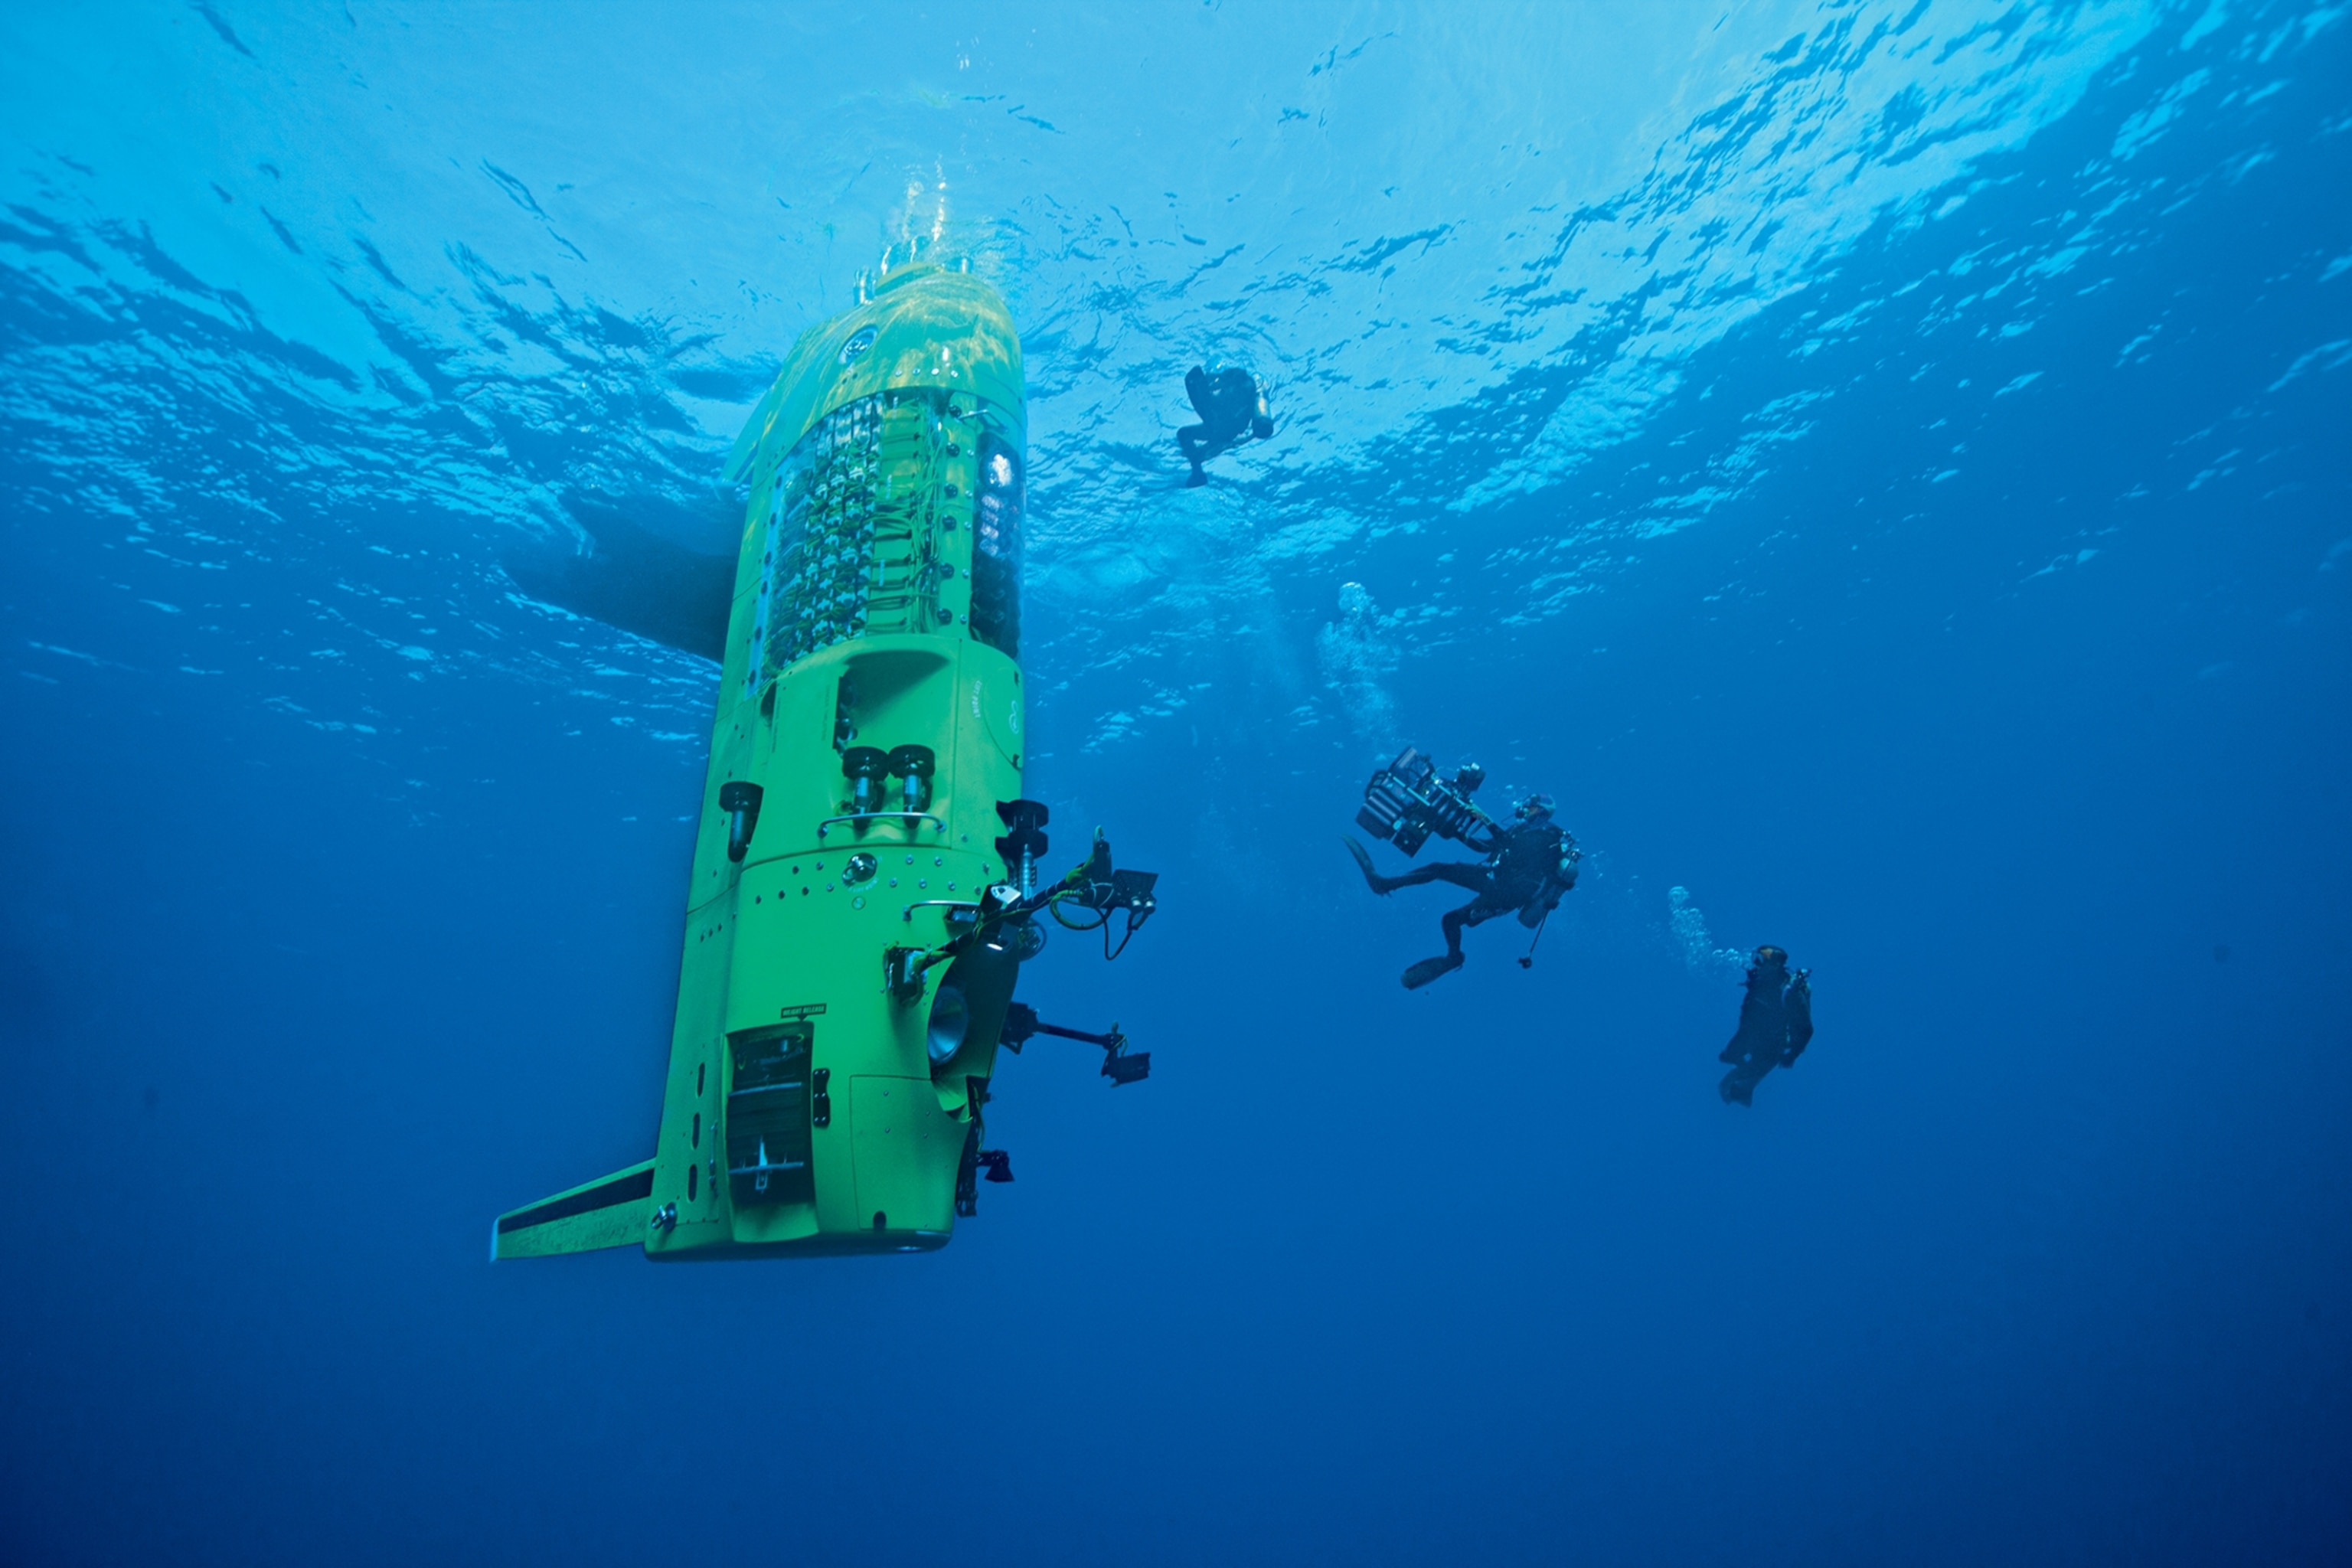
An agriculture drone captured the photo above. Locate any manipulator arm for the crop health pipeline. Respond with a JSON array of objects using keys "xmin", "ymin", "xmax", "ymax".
[{"xmin": 1001, "ymin": 1001, "xmax": 1151, "ymax": 1086}]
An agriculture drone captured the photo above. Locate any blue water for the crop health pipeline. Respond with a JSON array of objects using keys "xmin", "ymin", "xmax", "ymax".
[{"xmin": 3, "ymin": 3, "xmax": 2347, "ymax": 1563}]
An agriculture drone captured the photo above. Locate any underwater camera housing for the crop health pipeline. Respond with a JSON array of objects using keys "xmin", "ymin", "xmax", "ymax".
[{"xmin": 1357, "ymin": 746, "xmax": 1501, "ymax": 858}]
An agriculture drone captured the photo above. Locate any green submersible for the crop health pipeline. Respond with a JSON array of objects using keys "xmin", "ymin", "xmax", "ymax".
[{"xmin": 495, "ymin": 262, "xmax": 1158, "ymax": 1263}]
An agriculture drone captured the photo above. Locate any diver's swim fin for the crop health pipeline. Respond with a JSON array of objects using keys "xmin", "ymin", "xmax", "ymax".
[
  {"xmin": 1343, "ymin": 835, "xmax": 1391, "ymax": 895},
  {"xmin": 1402, "ymin": 952, "xmax": 1465, "ymax": 990}
]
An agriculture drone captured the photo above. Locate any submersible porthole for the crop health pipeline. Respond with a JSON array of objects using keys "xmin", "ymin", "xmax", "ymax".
[{"xmin": 926, "ymin": 982, "xmax": 969, "ymax": 1066}]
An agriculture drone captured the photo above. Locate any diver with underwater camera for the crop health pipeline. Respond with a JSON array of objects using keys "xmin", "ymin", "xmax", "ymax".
[{"xmin": 1344, "ymin": 747, "xmax": 1581, "ymax": 988}]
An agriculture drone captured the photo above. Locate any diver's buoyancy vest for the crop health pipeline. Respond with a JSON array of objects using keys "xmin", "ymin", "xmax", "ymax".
[{"xmin": 1490, "ymin": 821, "xmax": 1564, "ymax": 891}]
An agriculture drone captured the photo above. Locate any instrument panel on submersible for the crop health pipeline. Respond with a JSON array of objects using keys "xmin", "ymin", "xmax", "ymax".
[{"xmin": 494, "ymin": 262, "xmax": 1158, "ymax": 1262}]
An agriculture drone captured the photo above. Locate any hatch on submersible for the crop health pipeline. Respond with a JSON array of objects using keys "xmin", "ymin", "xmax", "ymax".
[{"xmin": 493, "ymin": 262, "xmax": 1158, "ymax": 1261}]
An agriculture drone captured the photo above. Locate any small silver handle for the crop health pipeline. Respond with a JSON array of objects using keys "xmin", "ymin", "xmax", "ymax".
[{"xmin": 816, "ymin": 812, "xmax": 945, "ymax": 838}]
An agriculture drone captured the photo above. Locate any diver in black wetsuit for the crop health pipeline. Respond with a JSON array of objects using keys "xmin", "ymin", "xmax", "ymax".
[
  {"xmin": 1345, "ymin": 794, "xmax": 1579, "ymax": 988},
  {"xmin": 1176, "ymin": 364, "xmax": 1273, "ymax": 486},
  {"xmin": 1717, "ymin": 946, "xmax": 1814, "ymax": 1106}
]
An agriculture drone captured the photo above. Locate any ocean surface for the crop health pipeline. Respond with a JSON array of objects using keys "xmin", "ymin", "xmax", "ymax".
[{"xmin": 2, "ymin": 3, "xmax": 2347, "ymax": 1563}]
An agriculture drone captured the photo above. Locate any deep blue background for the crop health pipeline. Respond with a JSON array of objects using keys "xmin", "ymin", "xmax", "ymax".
[{"xmin": 3, "ymin": 4, "xmax": 2348, "ymax": 1564}]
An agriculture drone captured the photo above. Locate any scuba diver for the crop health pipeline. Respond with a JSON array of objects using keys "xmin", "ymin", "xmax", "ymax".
[
  {"xmin": 1345, "ymin": 785, "xmax": 1579, "ymax": 989},
  {"xmin": 1176, "ymin": 363, "xmax": 1274, "ymax": 486},
  {"xmin": 1717, "ymin": 946, "xmax": 1814, "ymax": 1106}
]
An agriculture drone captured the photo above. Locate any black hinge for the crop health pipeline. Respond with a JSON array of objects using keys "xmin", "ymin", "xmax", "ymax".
[
  {"xmin": 811, "ymin": 1067, "xmax": 831, "ymax": 1129},
  {"xmin": 955, "ymin": 1122, "xmax": 979, "ymax": 1218}
]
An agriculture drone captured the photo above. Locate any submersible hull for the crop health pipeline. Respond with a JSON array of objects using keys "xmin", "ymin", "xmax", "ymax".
[{"xmin": 495, "ymin": 264, "xmax": 1037, "ymax": 1259}]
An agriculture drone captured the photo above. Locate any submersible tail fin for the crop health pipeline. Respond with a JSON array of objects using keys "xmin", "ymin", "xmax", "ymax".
[{"xmin": 492, "ymin": 1158, "xmax": 658, "ymax": 1261}]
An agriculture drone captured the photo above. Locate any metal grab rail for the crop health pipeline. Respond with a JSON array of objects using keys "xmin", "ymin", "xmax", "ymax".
[
  {"xmin": 900, "ymin": 899, "xmax": 982, "ymax": 923},
  {"xmin": 816, "ymin": 811, "xmax": 945, "ymax": 838}
]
